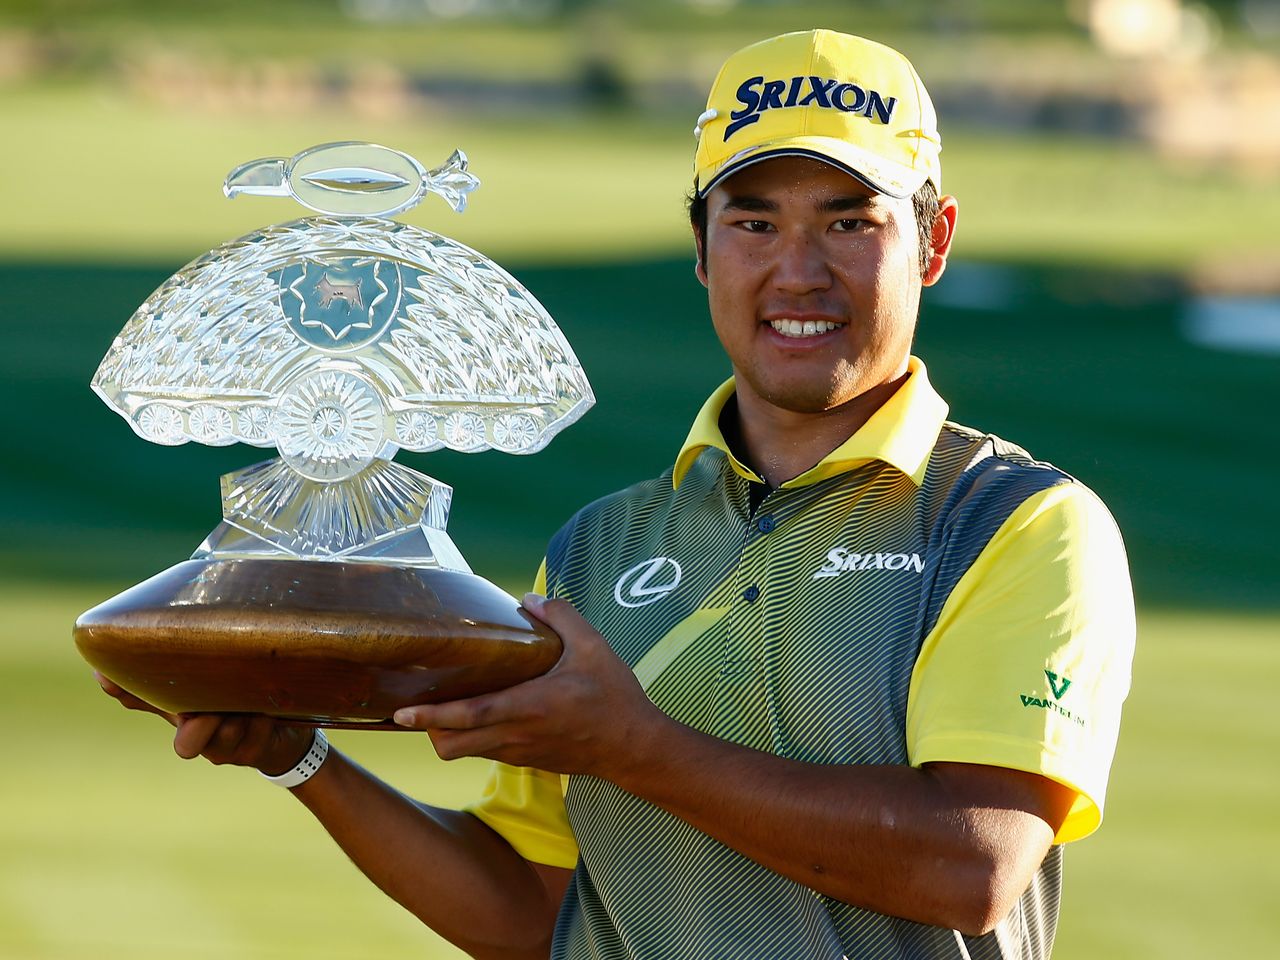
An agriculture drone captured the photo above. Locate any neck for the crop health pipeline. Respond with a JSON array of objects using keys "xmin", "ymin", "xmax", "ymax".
[{"xmin": 726, "ymin": 372, "xmax": 909, "ymax": 488}]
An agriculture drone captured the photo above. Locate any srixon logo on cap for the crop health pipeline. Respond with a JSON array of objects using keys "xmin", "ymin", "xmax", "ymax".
[{"xmin": 725, "ymin": 75, "xmax": 898, "ymax": 141}]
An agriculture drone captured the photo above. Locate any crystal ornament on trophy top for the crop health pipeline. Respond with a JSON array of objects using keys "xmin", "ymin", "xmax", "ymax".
[{"xmin": 74, "ymin": 142, "xmax": 593, "ymax": 726}]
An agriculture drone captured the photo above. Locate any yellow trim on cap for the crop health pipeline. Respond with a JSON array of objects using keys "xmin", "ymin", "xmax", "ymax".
[{"xmin": 672, "ymin": 356, "xmax": 949, "ymax": 491}]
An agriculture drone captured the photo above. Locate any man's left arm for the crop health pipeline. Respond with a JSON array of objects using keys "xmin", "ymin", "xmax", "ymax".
[
  {"xmin": 397, "ymin": 596, "xmax": 1071, "ymax": 936},
  {"xmin": 395, "ymin": 483, "xmax": 1134, "ymax": 935}
]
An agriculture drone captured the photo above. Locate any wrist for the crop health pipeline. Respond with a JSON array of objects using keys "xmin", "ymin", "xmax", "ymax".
[
  {"xmin": 605, "ymin": 709, "xmax": 683, "ymax": 792},
  {"xmin": 260, "ymin": 728, "xmax": 329, "ymax": 788}
]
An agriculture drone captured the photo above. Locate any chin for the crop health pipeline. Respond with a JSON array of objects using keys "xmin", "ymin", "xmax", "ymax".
[{"xmin": 758, "ymin": 382, "xmax": 846, "ymax": 414}]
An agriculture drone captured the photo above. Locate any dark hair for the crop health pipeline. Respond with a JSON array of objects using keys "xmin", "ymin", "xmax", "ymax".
[{"xmin": 687, "ymin": 178, "xmax": 940, "ymax": 277}]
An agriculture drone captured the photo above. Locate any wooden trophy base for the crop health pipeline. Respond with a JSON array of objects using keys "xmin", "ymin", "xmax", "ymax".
[{"xmin": 74, "ymin": 558, "xmax": 561, "ymax": 728}]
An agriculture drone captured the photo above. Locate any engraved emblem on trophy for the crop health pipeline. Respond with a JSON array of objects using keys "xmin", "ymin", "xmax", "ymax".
[{"xmin": 74, "ymin": 142, "xmax": 593, "ymax": 726}]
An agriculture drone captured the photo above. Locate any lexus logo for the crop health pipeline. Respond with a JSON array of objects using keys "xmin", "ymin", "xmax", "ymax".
[{"xmin": 613, "ymin": 557, "xmax": 682, "ymax": 608}]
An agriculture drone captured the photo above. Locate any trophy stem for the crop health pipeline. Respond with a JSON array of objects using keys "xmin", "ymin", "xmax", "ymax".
[{"xmin": 196, "ymin": 456, "xmax": 470, "ymax": 571}]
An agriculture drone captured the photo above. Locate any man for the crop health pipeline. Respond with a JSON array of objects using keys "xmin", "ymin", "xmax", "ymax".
[{"xmin": 101, "ymin": 30, "xmax": 1135, "ymax": 960}]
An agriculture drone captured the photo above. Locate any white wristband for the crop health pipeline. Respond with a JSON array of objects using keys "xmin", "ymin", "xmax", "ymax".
[{"xmin": 260, "ymin": 729, "xmax": 329, "ymax": 788}]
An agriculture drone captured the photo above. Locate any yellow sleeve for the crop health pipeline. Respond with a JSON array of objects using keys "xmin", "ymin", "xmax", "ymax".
[
  {"xmin": 465, "ymin": 558, "xmax": 579, "ymax": 868},
  {"xmin": 467, "ymin": 764, "xmax": 577, "ymax": 868},
  {"xmin": 906, "ymin": 483, "xmax": 1135, "ymax": 844}
]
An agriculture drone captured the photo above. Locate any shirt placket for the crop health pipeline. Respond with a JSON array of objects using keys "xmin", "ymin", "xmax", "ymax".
[{"xmin": 711, "ymin": 488, "xmax": 791, "ymax": 751}]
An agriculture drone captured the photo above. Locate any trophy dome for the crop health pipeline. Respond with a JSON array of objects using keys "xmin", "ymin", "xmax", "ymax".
[{"xmin": 92, "ymin": 216, "xmax": 595, "ymax": 466}]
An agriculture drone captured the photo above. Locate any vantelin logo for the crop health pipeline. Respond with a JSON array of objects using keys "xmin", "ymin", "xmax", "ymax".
[
  {"xmin": 1019, "ymin": 670, "xmax": 1085, "ymax": 728},
  {"xmin": 813, "ymin": 546, "xmax": 924, "ymax": 580},
  {"xmin": 614, "ymin": 557, "xmax": 682, "ymax": 608}
]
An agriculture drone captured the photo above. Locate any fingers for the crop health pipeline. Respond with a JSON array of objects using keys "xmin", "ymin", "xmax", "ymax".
[
  {"xmin": 173, "ymin": 714, "xmax": 222, "ymax": 759},
  {"xmin": 95, "ymin": 671, "xmax": 179, "ymax": 726},
  {"xmin": 394, "ymin": 684, "xmax": 535, "ymax": 732},
  {"xmin": 96, "ymin": 671, "xmax": 308, "ymax": 772},
  {"xmin": 172, "ymin": 713, "xmax": 284, "ymax": 764},
  {"xmin": 237, "ymin": 714, "xmax": 279, "ymax": 764},
  {"xmin": 428, "ymin": 723, "xmax": 539, "ymax": 764},
  {"xmin": 521, "ymin": 592, "xmax": 551, "ymax": 623},
  {"xmin": 394, "ymin": 597, "xmax": 648, "ymax": 775}
]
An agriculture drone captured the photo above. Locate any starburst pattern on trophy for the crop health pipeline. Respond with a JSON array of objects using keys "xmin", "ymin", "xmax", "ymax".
[
  {"xmin": 441, "ymin": 411, "xmax": 487, "ymax": 451},
  {"xmin": 275, "ymin": 369, "xmax": 385, "ymax": 481},
  {"xmin": 395, "ymin": 410, "xmax": 438, "ymax": 446},
  {"xmin": 189, "ymin": 404, "xmax": 235, "ymax": 445},
  {"xmin": 136, "ymin": 403, "xmax": 185, "ymax": 445},
  {"xmin": 237, "ymin": 405, "xmax": 275, "ymax": 444},
  {"xmin": 493, "ymin": 414, "xmax": 539, "ymax": 452},
  {"xmin": 218, "ymin": 458, "xmax": 452, "ymax": 558}
]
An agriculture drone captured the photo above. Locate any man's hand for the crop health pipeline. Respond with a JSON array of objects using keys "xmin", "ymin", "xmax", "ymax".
[
  {"xmin": 95, "ymin": 672, "xmax": 312, "ymax": 776},
  {"xmin": 392, "ymin": 594, "xmax": 668, "ymax": 780}
]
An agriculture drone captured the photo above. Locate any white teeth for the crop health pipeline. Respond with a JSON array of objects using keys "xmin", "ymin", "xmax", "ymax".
[{"xmin": 769, "ymin": 319, "xmax": 844, "ymax": 338}]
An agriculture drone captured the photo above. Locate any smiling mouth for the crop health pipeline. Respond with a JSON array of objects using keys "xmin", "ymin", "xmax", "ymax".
[{"xmin": 768, "ymin": 318, "xmax": 847, "ymax": 339}]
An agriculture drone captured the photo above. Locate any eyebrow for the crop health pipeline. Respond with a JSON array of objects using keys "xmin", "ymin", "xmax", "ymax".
[
  {"xmin": 719, "ymin": 194, "xmax": 881, "ymax": 214},
  {"xmin": 819, "ymin": 195, "xmax": 880, "ymax": 213},
  {"xmin": 720, "ymin": 196, "xmax": 778, "ymax": 214}
]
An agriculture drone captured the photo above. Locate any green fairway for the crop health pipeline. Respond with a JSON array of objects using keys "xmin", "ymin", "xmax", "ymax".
[
  {"xmin": 3, "ymin": 584, "xmax": 1276, "ymax": 959},
  {"xmin": 4, "ymin": 84, "xmax": 1279, "ymax": 270},
  {"xmin": 1053, "ymin": 609, "xmax": 1280, "ymax": 959},
  {"xmin": 1, "ymin": 585, "xmax": 484, "ymax": 960}
]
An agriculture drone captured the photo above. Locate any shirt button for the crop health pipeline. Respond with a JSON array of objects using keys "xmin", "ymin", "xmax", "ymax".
[
  {"xmin": 742, "ymin": 584, "xmax": 760, "ymax": 603},
  {"xmin": 756, "ymin": 515, "xmax": 776, "ymax": 533}
]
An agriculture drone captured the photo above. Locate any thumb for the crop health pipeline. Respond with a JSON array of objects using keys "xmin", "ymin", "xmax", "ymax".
[{"xmin": 521, "ymin": 593, "xmax": 599, "ymax": 648}]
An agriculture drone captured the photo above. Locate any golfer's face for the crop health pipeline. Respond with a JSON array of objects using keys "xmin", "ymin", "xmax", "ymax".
[{"xmin": 699, "ymin": 155, "xmax": 924, "ymax": 416}]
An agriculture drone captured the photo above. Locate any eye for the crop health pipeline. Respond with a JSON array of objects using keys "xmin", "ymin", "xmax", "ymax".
[
  {"xmin": 738, "ymin": 219, "xmax": 774, "ymax": 233},
  {"xmin": 831, "ymin": 218, "xmax": 868, "ymax": 232}
]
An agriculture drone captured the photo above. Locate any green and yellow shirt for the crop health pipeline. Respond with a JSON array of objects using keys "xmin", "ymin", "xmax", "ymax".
[{"xmin": 471, "ymin": 356, "xmax": 1135, "ymax": 960}]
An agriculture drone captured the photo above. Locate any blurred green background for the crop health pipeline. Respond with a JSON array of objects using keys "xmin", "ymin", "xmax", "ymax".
[{"xmin": 2, "ymin": 1, "xmax": 1277, "ymax": 958}]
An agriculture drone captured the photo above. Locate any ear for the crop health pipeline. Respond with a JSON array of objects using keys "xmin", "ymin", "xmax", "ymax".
[
  {"xmin": 922, "ymin": 195, "xmax": 958, "ymax": 288},
  {"xmin": 693, "ymin": 226, "xmax": 709, "ymax": 288}
]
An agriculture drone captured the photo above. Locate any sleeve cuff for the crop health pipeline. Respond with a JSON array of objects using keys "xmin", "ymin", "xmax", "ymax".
[{"xmin": 911, "ymin": 732, "xmax": 1104, "ymax": 844}]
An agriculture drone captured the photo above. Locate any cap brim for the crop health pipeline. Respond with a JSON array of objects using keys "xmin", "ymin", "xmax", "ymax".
[{"xmin": 697, "ymin": 137, "xmax": 930, "ymax": 200}]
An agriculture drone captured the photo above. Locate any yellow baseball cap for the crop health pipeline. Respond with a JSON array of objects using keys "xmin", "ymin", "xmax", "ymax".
[{"xmin": 693, "ymin": 30, "xmax": 941, "ymax": 199}]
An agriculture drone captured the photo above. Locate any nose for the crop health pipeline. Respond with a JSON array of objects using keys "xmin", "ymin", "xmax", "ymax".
[{"xmin": 771, "ymin": 229, "xmax": 833, "ymax": 295}]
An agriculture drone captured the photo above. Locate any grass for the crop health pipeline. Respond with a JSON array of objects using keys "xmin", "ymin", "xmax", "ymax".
[
  {"xmin": 0, "ymin": 86, "xmax": 693, "ymax": 266},
  {"xmin": 1, "ymin": 582, "xmax": 486, "ymax": 960},
  {"xmin": 1054, "ymin": 609, "xmax": 1280, "ymax": 958},
  {"xmin": 3, "ymin": 582, "xmax": 1276, "ymax": 959},
  {"xmin": 3, "ymin": 83, "xmax": 1279, "ymax": 271}
]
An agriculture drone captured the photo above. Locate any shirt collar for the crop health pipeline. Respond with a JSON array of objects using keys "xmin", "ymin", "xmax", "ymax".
[{"xmin": 671, "ymin": 356, "xmax": 949, "ymax": 491}]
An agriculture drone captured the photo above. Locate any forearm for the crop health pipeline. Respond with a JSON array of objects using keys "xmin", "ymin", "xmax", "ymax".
[
  {"xmin": 292, "ymin": 748, "xmax": 562, "ymax": 960},
  {"xmin": 613, "ymin": 716, "xmax": 1056, "ymax": 935}
]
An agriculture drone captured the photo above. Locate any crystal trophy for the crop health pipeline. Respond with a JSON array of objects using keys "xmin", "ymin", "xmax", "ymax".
[{"xmin": 74, "ymin": 142, "xmax": 593, "ymax": 726}]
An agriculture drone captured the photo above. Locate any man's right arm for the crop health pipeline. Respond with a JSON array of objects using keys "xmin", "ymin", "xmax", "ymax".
[
  {"xmin": 98, "ymin": 675, "xmax": 572, "ymax": 960},
  {"xmin": 290, "ymin": 747, "xmax": 571, "ymax": 960}
]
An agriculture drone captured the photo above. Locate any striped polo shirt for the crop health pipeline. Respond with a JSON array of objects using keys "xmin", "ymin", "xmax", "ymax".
[{"xmin": 470, "ymin": 356, "xmax": 1135, "ymax": 960}]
